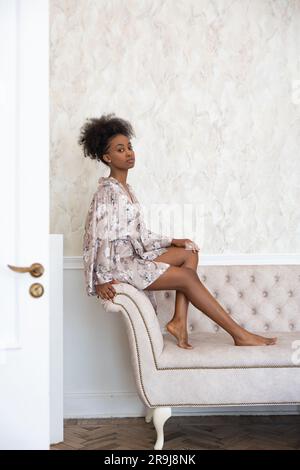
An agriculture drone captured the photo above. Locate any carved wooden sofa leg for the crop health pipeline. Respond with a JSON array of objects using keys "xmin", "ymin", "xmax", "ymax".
[
  {"xmin": 149, "ymin": 406, "xmax": 172, "ymax": 450},
  {"xmin": 145, "ymin": 407, "xmax": 154, "ymax": 423}
]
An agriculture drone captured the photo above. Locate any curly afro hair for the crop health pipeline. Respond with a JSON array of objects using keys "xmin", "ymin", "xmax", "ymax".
[{"xmin": 78, "ymin": 113, "xmax": 136, "ymax": 166}]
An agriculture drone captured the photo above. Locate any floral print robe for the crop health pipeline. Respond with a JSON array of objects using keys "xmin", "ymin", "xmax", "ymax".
[{"xmin": 83, "ymin": 176, "xmax": 172, "ymax": 312}]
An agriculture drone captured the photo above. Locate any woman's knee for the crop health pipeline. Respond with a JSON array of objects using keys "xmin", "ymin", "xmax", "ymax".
[
  {"xmin": 183, "ymin": 250, "xmax": 199, "ymax": 270},
  {"xmin": 190, "ymin": 250, "xmax": 199, "ymax": 266}
]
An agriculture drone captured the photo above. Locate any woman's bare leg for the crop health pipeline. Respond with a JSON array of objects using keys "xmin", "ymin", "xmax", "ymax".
[
  {"xmin": 144, "ymin": 265, "xmax": 277, "ymax": 346},
  {"xmin": 154, "ymin": 247, "xmax": 199, "ymax": 348}
]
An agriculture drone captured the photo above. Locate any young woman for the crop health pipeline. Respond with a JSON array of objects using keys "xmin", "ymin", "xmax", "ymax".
[{"xmin": 79, "ymin": 113, "xmax": 277, "ymax": 349}]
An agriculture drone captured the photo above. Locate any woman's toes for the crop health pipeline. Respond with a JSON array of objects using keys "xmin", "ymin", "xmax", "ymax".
[
  {"xmin": 263, "ymin": 337, "xmax": 276, "ymax": 345},
  {"xmin": 267, "ymin": 337, "xmax": 277, "ymax": 345},
  {"xmin": 178, "ymin": 341, "xmax": 193, "ymax": 349}
]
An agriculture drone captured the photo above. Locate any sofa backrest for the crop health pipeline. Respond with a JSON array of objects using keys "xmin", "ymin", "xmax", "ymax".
[{"xmin": 155, "ymin": 265, "xmax": 300, "ymax": 334}]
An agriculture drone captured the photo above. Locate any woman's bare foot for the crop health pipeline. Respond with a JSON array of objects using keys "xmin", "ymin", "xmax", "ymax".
[
  {"xmin": 233, "ymin": 331, "xmax": 277, "ymax": 346},
  {"xmin": 166, "ymin": 319, "xmax": 193, "ymax": 349}
]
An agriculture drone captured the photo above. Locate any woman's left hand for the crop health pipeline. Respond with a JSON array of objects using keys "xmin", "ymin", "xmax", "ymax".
[{"xmin": 171, "ymin": 238, "xmax": 200, "ymax": 253}]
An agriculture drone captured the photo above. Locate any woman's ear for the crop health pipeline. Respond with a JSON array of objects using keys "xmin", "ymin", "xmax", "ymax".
[{"xmin": 103, "ymin": 154, "xmax": 111, "ymax": 163}]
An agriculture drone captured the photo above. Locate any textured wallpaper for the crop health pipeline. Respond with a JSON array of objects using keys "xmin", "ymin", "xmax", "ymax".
[{"xmin": 50, "ymin": 0, "xmax": 300, "ymax": 256}]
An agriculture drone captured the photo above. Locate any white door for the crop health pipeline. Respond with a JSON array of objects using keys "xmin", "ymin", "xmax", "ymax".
[{"xmin": 0, "ymin": 0, "xmax": 50, "ymax": 449}]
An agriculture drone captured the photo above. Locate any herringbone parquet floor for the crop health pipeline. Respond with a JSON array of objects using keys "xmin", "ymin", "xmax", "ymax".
[{"xmin": 50, "ymin": 415, "xmax": 300, "ymax": 450}]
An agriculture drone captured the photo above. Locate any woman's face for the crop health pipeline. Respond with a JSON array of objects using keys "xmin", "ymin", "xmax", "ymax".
[{"xmin": 104, "ymin": 134, "xmax": 135, "ymax": 169}]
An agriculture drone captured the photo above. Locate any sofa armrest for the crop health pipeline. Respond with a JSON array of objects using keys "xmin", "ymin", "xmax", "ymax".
[
  {"xmin": 99, "ymin": 282, "xmax": 165, "ymax": 359},
  {"xmin": 98, "ymin": 283, "xmax": 165, "ymax": 408}
]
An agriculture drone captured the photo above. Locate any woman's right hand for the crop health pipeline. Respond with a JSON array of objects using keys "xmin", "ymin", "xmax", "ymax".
[{"xmin": 95, "ymin": 279, "xmax": 120, "ymax": 300}]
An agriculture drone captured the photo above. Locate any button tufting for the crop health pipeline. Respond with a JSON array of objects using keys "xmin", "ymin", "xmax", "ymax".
[
  {"xmin": 164, "ymin": 292, "xmax": 170, "ymax": 298},
  {"xmin": 262, "ymin": 291, "xmax": 268, "ymax": 297},
  {"xmin": 288, "ymin": 290, "xmax": 293, "ymax": 297},
  {"xmin": 251, "ymin": 275, "xmax": 255, "ymax": 282},
  {"xmin": 289, "ymin": 323, "xmax": 295, "ymax": 330},
  {"xmin": 214, "ymin": 324, "xmax": 219, "ymax": 332},
  {"xmin": 227, "ymin": 307, "xmax": 231, "ymax": 314},
  {"xmin": 214, "ymin": 291, "xmax": 218, "ymax": 298},
  {"xmin": 264, "ymin": 323, "xmax": 269, "ymax": 331},
  {"xmin": 274, "ymin": 275, "xmax": 280, "ymax": 282},
  {"xmin": 202, "ymin": 275, "xmax": 206, "ymax": 281},
  {"xmin": 238, "ymin": 291, "xmax": 243, "ymax": 298},
  {"xmin": 226, "ymin": 275, "xmax": 230, "ymax": 282},
  {"xmin": 252, "ymin": 307, "xmax": 257, "ymax": 315},
  {"xmin": 276, "ymin": 307, "xmax": 281, "ymax": 314},
  {"xmin": 189, "ymin": 325, "xmax": 193, "ymax": 332}
]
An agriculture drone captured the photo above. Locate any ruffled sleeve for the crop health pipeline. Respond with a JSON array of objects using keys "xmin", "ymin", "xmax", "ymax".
[
  {"xmin": 82, "ymin": 187, "xmax": 114, "ymax": 296},
  {"xmin": 140, "ymin": 227, "xmax": 173, "ymax": 251}
]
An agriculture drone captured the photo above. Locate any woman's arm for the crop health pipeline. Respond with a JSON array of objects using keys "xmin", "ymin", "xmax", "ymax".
[
  {"xmin": 82, "ymin": 190, "xmax": 114, "ymax": 296},
  {"xmin": 141, "ymin": 227, "xmax": 173, "ymax": 250}
]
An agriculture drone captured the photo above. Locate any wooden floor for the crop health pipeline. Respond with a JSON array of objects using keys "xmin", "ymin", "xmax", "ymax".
[{"xmin": 50, "ymin": 415, "xmax": 300, "ymax": 450}]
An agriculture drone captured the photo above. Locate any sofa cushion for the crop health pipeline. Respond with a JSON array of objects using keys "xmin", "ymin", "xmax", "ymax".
[{"xmin": 158, "ymin": 331, "xmax": 300, "ymax": 368}]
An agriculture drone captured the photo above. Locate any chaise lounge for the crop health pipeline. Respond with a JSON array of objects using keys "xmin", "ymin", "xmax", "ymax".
[{"xmin": 99, "ymin": 263, "xmax": 300, "ymax": 449}]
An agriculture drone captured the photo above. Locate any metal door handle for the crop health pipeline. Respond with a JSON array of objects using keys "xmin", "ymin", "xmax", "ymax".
[{"xmin": 7, "ymin": 262, "xmax": 44, "ymax": 278}]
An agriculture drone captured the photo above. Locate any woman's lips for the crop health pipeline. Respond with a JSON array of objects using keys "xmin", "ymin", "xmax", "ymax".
[{"xmin": 127, "ymin": 159, "xmax": 135, "ymax": 163}]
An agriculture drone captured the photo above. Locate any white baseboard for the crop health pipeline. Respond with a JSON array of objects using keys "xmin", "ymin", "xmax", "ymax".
[
  {"xmin": 64, "ymin": 391, "xmax": 145, "ymax": 418},
  {"xmin": 64, "ymin": 391, "xmax": 300, "ymax": 418}
]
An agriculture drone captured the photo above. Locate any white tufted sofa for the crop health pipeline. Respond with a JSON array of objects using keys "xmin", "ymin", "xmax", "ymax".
[{"xmin": 100, "ymin": 263, "xmax": 300, "ymax": 449}]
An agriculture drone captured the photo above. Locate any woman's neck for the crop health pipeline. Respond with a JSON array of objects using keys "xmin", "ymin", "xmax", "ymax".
[{"xmin": 108, "ymin": 171, "xmax": 128, "ymax": 186}]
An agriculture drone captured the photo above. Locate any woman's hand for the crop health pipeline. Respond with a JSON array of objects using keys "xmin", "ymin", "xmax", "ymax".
[
  {"xmin": 171, "ymin": 238, "xmax": 200, "ymax": 253},
  {"xmin": 95, "ymin": 279, "xmax": 121, "ymax": 301}
]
